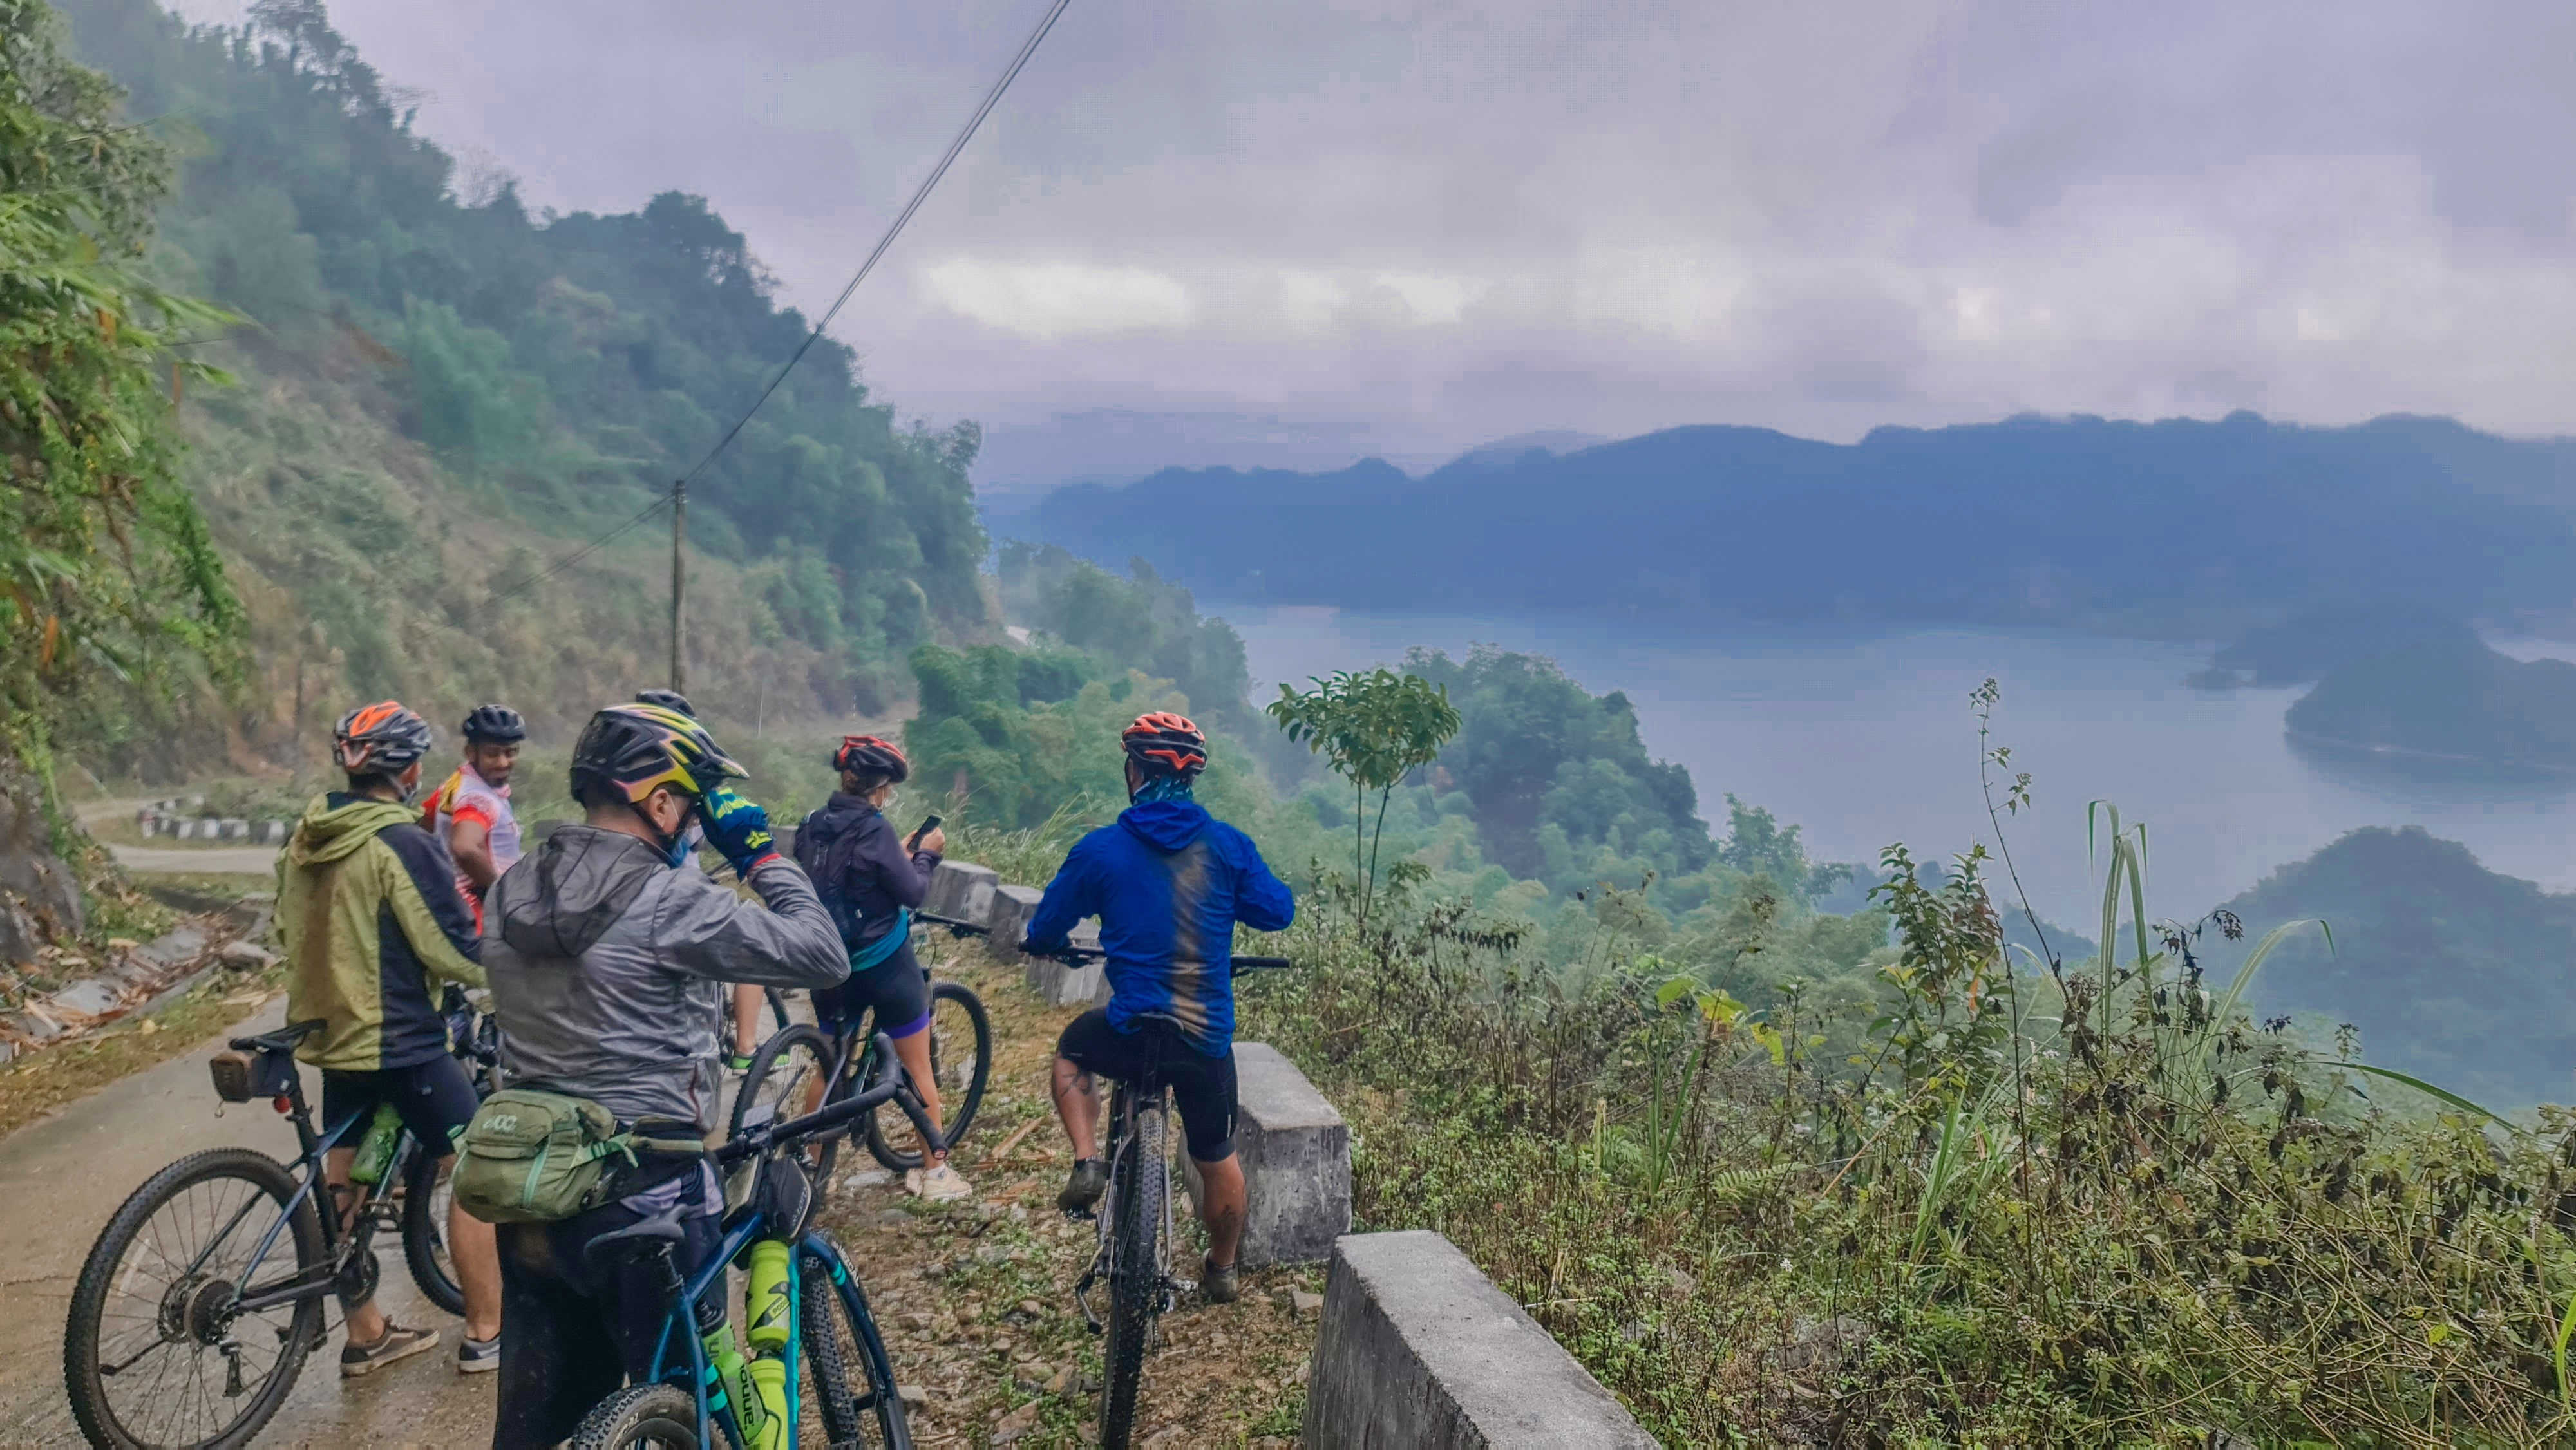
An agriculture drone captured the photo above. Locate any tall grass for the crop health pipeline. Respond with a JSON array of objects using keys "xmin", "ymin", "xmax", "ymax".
[{"xmin": 1238, "ymin": 816, "xmax": 2576, "ymax": 1446}]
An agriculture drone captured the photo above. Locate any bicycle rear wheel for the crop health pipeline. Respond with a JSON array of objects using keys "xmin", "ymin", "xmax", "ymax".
[
  {"xmin": 66, "ymin": 1147, "xmax": 326, "ymax": 1450},
  {"xmin": 799, "ymin": 1243, "xmax": 912, "ymax": 1449},
  {"xmin": 732, "ymin": 1023, "xmax": 834, "ymax": 1140},
  {"xmin": 568, "ymin": 1382, "xmax": 701, "ymax": 1449},
  {"xmin": 863, "ymin": 981, "xmax": 992, "ymax": 1172},
  {"xmin": 1099, "ymin": 1095, "xmax": 1168, "ymax": 1448},
  {"xmin": 400, "ymin": 1143, "xmax": 465, "ymax": 1316}
]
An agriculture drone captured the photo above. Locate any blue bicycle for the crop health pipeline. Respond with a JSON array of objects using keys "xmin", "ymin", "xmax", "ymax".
[{"xmin": 567, "ymin": 1033, "xmax": 937, "ymax": 1450}]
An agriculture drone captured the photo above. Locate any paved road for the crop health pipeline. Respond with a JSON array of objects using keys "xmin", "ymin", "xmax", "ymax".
[
  {"xmin": 106, "ymin": 843, "xmax": 282, "ymax": 876},
  {"xmin": 0, "ymin": 998, "xmax": 495, "ymax": 1447}
]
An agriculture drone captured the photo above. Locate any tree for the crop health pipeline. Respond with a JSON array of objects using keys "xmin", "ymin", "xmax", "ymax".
[
  {"xmin": 0, "ymin": 0, "xmax": 240, "ymax": 781},
  {"xmin": 1267, "ymin": 668, "xmax": 1461, "ymax": 928},
  {"xmin": 1718, "ymin": 795, "xmax": 1852, "ymax": 901}
]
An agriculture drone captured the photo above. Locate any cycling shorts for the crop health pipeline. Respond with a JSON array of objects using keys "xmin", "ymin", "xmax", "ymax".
[
  {"xmin": 813, "ymin": 940, "xmax": 931, "ymax": 1040},
  {"xmin": 1055, "ymin": 1008, "xmax": 1237, "ymax": 1162},
  {"xmin": 321, "ymin": 1055, "xmax": 480, "ymax": 1156}
]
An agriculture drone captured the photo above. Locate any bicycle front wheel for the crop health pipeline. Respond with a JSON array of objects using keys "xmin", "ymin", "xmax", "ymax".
[
  {"xmin": 799, "ymin": 1243, "xmax": 911, "ymax": 1449},
  {"xmin": 65, "ymin": 1147, "xmax": 325, "ymax": 1450},
  {"xmin": 1100, "ymin": 1098, "xmax": 1168, "ymax": 1448},
  {"xmin": 862, "ymin": 981, "xmax": 992, "ymax": 1172}
]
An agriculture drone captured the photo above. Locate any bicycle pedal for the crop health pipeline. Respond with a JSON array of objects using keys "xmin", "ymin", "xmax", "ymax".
[{"xmin": 1059, "ymin": 1207, "xmax": 1095, "ymax": 1223}]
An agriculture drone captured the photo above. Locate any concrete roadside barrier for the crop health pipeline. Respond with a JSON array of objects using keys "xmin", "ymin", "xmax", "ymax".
[
  {"xmin": 1182, "ymin": 1042, "xmax": 1349, "ymax": 1266},
  {"xmin": 1304, "ymin": 1230, "xmax": 1659, "ymax": 1448},
  {"xmin": 922, "ymin": 860, "xmax": 999, "ymax": 926}
]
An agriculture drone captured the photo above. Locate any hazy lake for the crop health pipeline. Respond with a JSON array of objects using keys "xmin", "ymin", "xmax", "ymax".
[{"xmin": 1216, "ymin": 604, "xmax": 2576, "ymax": 920}]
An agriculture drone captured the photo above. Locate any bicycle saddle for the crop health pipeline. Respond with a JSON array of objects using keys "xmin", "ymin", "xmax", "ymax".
[
  {"xmin": 229, "ymin": 1019, "xmax": 325, "ymax": 1054},
  {"xmin": 582, "ymin": 1211, "xmax": 686, "ymax": 1271}
]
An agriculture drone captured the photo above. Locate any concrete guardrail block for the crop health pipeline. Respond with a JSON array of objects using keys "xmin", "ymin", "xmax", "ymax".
[
  {"xmin": 985, "ymin": 884, "xmax": 1043, "ymax": 956},
  {"xmin": 1023, "ymin": 920, "xmax": 1105, "ymax": 1006},
  {"xmin": 923, "ymin": 860, "xmax": 999, "ymax": 926},
  {"xmin": 1182, "ymin": 1041, "xmax": 1349, "ymax": 1267},
  {"xmin": 1304, "ymin": 1230, "xmax": 1659, "ymax": 1448}
]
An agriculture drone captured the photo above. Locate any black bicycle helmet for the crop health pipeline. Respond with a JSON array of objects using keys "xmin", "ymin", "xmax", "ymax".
[
  {"xmin": 567, "ymin": 702, "xmax": 746, "ymax": 807},
  {"xmin": 634, "ymin": 688, "xmax": 696, "ymax": 719},
  {"xmin": 334, "ymin": 701, "xmax": 434, "ymax": 777},
  {"xmin": 831, "ymin": 735, "xmax": 909, "ymax": 782},
  {"xmin": 460, "ymin": 703, "xmax": 526, "ymax": 744}
]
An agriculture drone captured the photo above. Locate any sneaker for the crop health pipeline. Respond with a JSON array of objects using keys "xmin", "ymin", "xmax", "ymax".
[
  {"xmin": 1057, "ymin": 1158, "xmax": 1108, "ymax": 1215},
  {"xmin": 1200, "ymin": 1257, "xmax": 1240, "ymax": 1305},
  {"xmin": 457, "ymin": 1334, "xmax": 500, "ymax": 1375},
  {"xmin": 724, "ymin": 1052, "xmax": 755, "ymax": 1073},
  {"xmin": 908, "ymin": 1162, "xmax": 974, "ymax": 1202},
  {"xmin": 339, "ymin": 1323, "xmax": 439, "ymax": 1377}
]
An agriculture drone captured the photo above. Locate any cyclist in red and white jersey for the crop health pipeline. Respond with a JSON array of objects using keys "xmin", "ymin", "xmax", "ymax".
[{"xmin": 424, "ymin": 705, "xmax": 526, "ymax": 924}]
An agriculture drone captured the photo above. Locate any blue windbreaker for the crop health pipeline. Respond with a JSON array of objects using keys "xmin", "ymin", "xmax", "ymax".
[{"xmin": 1023, "ymin": 800, "xmax": 1295, "ymax": 1055}]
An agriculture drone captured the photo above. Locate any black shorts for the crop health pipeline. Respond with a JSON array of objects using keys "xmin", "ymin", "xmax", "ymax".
[
  {"xmin": 815, "ymin": 941, "xmax": 933, "ymax": 1040},
  {"xmin": 1056, "ymin": 1008, "xmax": 1237, "ymax": 1163},
  {"xmin": 321, "ymin": 1055, "xmax": 480, "ymax": 1157}
]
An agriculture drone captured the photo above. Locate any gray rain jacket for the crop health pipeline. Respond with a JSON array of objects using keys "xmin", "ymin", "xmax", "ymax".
[{"xmin": 482, "ymin": 825, "xmax": 846, "ymax": 1133}]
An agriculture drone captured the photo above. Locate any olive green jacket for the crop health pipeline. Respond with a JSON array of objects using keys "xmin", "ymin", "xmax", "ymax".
[{"xmin": 277, "ymin": 793, "xmax": 486, "ymax": 1072}]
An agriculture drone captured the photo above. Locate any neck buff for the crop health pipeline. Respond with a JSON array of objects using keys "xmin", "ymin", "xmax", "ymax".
[{"xmin": 1131, "ymin": 773, "xmax": 1197, "ymax": 805}]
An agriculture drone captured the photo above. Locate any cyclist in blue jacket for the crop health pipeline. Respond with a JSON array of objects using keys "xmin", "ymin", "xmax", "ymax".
[{"xmin": 1023, "ymin": 712, "xmax": 1294, "ymax": 1304}]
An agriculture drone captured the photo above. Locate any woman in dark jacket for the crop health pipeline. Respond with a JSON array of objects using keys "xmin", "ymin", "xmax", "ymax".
[{"xmin": 735, "ymin": 735, "xmax": 969, "ymax": 1200}]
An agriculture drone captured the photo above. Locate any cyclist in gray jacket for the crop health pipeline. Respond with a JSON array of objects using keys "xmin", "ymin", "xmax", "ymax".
[{"xmin": 479, "ymin": 702, "xmax": 845, "ymax": 1449}]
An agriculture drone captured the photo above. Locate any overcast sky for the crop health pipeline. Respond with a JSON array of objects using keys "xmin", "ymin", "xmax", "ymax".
[{"xmin": 169, "ymin": 0, "xmax": 2576, "ymax": 487}]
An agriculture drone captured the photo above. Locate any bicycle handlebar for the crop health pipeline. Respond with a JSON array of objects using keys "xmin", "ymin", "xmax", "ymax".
[
  {"xmin": 917, "ymin": 909, "xmax": 1291, "ymax": 968},
  {"xmin": 719, "ymin": 1031, "xmax": 944, "ymax": 1166}
]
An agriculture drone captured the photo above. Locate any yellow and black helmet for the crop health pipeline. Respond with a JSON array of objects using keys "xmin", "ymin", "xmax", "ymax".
[{"xmin": 567, "ymin": 702, "xmax": 746, "ymax": 807}]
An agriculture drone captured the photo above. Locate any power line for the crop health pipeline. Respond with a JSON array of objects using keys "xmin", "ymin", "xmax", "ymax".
[
  {"xmin": 484, "ymin": 491, "xmax": 673, "ymax": 610},
  {"xmin": 478, "ymin": 0, "xmax": 1072, "ymax": 618},
  {"xmin": 672, "ymin": 0, "xmax": 1073, "ymax": 492}
]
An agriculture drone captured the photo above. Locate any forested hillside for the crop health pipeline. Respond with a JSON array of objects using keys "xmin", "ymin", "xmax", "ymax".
[
  {"xmin": 1026, "ymin": 412, "xmax": 2576, "ymax": 636},
  {"xmin": 55, "ymin": 0, "xmax": 994, "ymax": 775},
  {"xmin": 2213, "ymin": 825, "xmax": 2576, "ymax": 1105}
]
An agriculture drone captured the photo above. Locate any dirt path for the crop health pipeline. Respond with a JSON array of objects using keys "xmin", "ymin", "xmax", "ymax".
[
  {"xmin": 0, "ymin": 941, "xmax": 1314, "ymax": 1447},
  {"xmin": 822, "ymin": 941, "xmax": 1317, "ymax": 1448},
  {"xmin": 0, "ymin": 995, "xmax": 496, "ymax": 1447}
]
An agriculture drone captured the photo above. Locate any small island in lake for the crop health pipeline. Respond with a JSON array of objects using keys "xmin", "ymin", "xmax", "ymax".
[
  {"xmin": 2191, "ymin": 598, "xmax": 2476, "ymax": 688},
  {"xmin": 2287, "ymin": 633, "xmax": 2576, "ymax": 772}
]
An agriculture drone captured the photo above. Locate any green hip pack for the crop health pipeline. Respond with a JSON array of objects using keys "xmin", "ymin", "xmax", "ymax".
[{"xmin": 450, "ymin": 1086, "xmax": 703, "ymax": 1224}]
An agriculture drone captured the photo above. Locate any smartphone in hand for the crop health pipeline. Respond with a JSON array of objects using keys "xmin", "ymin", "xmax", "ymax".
[{"xmin": 906, "ymin": 813, "xmax": 943, "ymax": 851}]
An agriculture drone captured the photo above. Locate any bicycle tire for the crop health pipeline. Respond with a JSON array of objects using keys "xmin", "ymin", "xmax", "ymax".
[
  {"xmin": 66, "ymin": 1147, "xmax": 326, "ymax": 1450},
  {"xmin": 799, "ymin": 1246, "xmax": 912, "ymax": 1449},
  {"xmin": 567, "ymin": 1381, "xmax": 701, "ymax": 1449},
  {"xmin": 862, "ymin": 981, "xmax": 992, "ymax": 1172},
  {"xmin": 732, "ymin": 1023, "xmax": 834, "ymax": 1140},
  {"xmin": 399, "ymin": 1145, "xmax": 465, "ymax": 1317},
  {"xmin": 1099, "ymin": 1098, "xmax": 1167, "ymax": 1448}
]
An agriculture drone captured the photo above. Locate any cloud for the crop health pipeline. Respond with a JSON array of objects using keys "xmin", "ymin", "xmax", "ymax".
[
  {"xmin": 158, "ymin": 0, "xmax": 2576, "ymax": 479},
  {"xmin": 920, "ymin": 259, "xmax": 1193, "ymax": 337}
]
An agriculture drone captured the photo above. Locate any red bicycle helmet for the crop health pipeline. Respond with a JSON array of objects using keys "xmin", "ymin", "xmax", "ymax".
[
  {"xmin": 832, "ymin": 735, "xmax": 910, "ymax": 782},
  {"xmin": 1122, "ymin": 712, "xmax": 1207, "ymax": 778}
]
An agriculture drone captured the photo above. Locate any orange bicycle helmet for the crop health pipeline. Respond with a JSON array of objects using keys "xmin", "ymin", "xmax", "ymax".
[
  {"xmin": 1122, "ymin": 711, "xmax": 1208, "ymax": 778},
  {"xmin": 334, "ymin": 701, "xmax": 433, "ymax": 776}
]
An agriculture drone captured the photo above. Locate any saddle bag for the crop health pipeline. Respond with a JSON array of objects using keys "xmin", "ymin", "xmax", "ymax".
[{"xmin": 208, "ymin": 1046, "xmax": 299, "ymax": 1104}]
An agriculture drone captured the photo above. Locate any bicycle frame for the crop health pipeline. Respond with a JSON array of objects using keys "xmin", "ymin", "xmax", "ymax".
[
  {"xmin": 221, "ymin": 1085, "xmax": 421, "ymax": 1318},
  {"xmin": 637, "ymin": 1210, "xmax": 893, "ymax": 1450}
]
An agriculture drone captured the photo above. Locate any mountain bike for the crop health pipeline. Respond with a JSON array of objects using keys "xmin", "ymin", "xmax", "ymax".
[
  {"xmin": 570, "ymin": 1032, "xmax": 935, "ymax": 1449},
  {"xmin": 734, "ymin": 915, "xmax": 992, "ymax": 1176},
  {"xmin": 1049, "ymin": 945, "xmax": 1293, "ymax": 1449},
  {"xmin": 62, "ymin": 1010, "xmax": 490, "ymax": 1449}
]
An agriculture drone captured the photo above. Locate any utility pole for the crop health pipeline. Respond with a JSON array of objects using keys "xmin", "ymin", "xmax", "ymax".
[{"xmin": 668, "ymin": 479, "xmax": 687, "ymax": 693}]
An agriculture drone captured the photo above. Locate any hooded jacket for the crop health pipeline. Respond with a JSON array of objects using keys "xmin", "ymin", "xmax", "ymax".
[
  {"xmin": 793, "ymin": 792, "xmax": 940, "ymax": 950},
  {"xmin": 277, "ymin": 793, "xmax": 485, "ymax": 1073},
  {"xmin": 1025, "ymin": 800, "xmax": 1295, "ymax": 1054},
  {"xmin": 480, "ymin": 824, "xmax": 846, "ymax": 1132}
]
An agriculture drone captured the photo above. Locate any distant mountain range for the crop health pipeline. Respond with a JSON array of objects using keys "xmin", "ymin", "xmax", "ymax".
[{"xmin": 1016, "ymin": 412, "xmax": 2576, "ymax": 634}]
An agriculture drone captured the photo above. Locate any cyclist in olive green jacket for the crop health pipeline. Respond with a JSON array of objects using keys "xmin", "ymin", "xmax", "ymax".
[{"xmin": 278, "ymin": 701, "xmax": 499, "ymax": 1375}]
